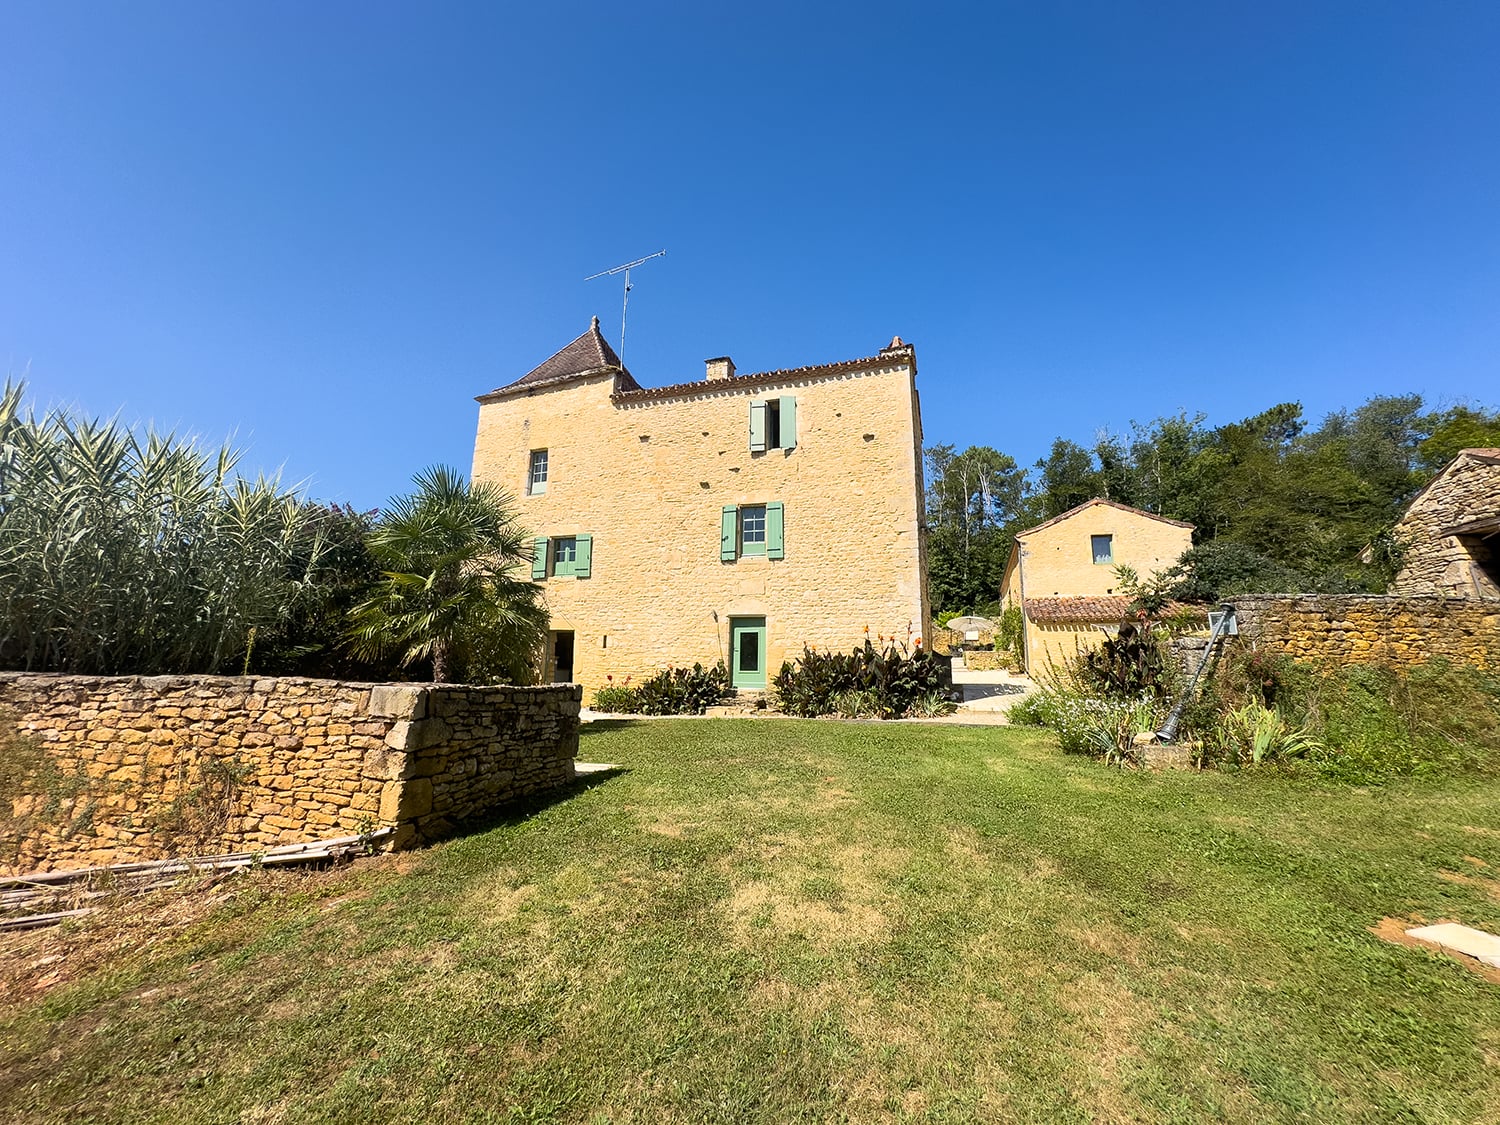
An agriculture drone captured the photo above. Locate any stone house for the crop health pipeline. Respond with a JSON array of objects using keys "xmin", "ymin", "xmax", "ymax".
[
  {"xmin": 998, "ymin": 499, "xmax": 1193, "ymax": 671},
  {"xmin": 1384, "ymin": 448, "xmax": 1500, "ymax": 599},
  {"xmin": 470, "ymin": 318, "xmax": 929, "ymax": 693}
]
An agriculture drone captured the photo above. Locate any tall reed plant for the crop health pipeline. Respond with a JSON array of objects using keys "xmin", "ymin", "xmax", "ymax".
[{"xmin": 0, "ymin": 380, "xmax": 321, "ymax": 674}]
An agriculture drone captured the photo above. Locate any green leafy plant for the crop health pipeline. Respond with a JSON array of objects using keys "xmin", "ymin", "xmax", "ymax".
[
  {"xmin": 1023, "ymin": 689, "xmax": 1160, "ymax": 766},
  {"xmin": 349, "ymin": 465, "xmax": 548, "ymax": 683},
  {"xmin": 1077, "ymin": 619, "xmax": 1174, "ymax": 699},
  {"xmin": 772, "ymin": 634, "xmax": 949, "ymax": 719},
  {"xmin": 1210, "ymin": 700, "xmax": 1322, "ymax": 766},
  {"xmin": 995, "ymin": 605, "xmax": 1024, "ymax": 664},
  {"xmin": 592, "ymin": 664, "xmax": 729, "ymax": 715},
  {"xmin": 591, "ymin": 679, "xmax": 641, "ymax": 714}
]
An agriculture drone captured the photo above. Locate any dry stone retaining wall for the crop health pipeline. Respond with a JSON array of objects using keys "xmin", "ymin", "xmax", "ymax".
[
  {"xmin": 1231, "ymin": 595, "xmax": 1500, "ymax": 670},
  {"xmin": 0, "ymin": 674, "xmax": 581, "ymax": 875}
]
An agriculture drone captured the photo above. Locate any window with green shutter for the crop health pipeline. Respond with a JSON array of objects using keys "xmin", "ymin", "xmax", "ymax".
[
  {"xmin": 552, "ymin": 536, "xmax": 578, "ymax": 577},
  {"xmin": 749, "ymin": 397, "xmax": 797, "ymax": 452},
  {"xmin": 739, "ymin": 506, "xmax": 767, "ymax": 556},
  {"xmin": 531, "ymin": 537, "xmax": 549, "ymax": 581},
  {"xmin": 720, "ymin": 506, "xmax": 738, "ymax": 561},
  {"xmin": 720, "ymin": 503, "xmax": 786, "ymax": 561},
  {"xmin": 766, "ymin": 501, "xmax": 785, "ymax": 558}
]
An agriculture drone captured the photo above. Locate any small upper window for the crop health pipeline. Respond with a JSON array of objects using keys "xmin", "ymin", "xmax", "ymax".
[
  {"xmin": 528, "ymin": 449, "xmax": 549, "ymax": 495},
  {"xmin": 1091, "ymin": 534, "xmax": 1113, "ymax": 565},
  {"xmin": 740, "ymin": 505, "xmax": 767, "ymax": 556},
  {"xmin": 749, "ymin": 397, "xmax": 797, "ymax": 452}
]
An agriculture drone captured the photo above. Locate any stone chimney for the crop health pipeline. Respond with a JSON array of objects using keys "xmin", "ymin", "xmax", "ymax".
[{"xmin": 705, "ymin": 356, "xmax": 736, "ymax": 381}]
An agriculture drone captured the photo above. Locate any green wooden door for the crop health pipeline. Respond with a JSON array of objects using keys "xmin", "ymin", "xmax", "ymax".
[{"xmin": 729, "ymin": 617, "xmax": 767, "ymax": 690}]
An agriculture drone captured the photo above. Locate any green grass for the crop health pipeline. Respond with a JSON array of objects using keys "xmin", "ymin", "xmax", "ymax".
[{"xmin": 4, "ymin": 719, "xmax": 1500, "ymax": 1123}]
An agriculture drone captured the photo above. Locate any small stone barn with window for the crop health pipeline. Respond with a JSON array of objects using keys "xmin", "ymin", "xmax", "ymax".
[
  {"xmin": 470, "ymin": 318, "xmax": 930, "ymax": 692},
  {"xmin": 999, "ymin": 499, "xmax": 1194, "ymax": 671},
  {"xmin": 1384, "ymin": 448, "xmax": 1500, "ymax": 599}
]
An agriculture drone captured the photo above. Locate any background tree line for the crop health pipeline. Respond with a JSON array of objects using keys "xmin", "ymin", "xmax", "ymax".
[{"xmin": 926, "ymin": 395, "xmax": 1500, "ymax": 615}]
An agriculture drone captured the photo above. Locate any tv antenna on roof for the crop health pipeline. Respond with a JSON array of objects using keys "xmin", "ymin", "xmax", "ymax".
[{"xmin": 584, "ymin": 250, "xmax": 666, "ymax": 368}]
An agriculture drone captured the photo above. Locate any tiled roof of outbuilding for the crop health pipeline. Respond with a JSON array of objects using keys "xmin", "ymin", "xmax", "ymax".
[
  {"xmin": 477, "ymin": 317, "xmax": 639, "ymax": 401},
  {"xmin": 1024, "ymin": 596, "xmax": 1207, "ymax": 624}
]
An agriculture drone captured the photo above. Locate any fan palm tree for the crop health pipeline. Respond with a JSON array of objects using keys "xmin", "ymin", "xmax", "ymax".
[{"xmin": 349, "ymin": 465, "xmax": 547, "ymax": 683}]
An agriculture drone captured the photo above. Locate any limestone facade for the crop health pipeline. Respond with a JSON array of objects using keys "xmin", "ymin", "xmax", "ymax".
[
  {"xmin": 0, "ymin": 674, "xmax": 580, "ymax": 874},
  {"xmin": 1232, "ymin": 595, "xmax": 1499, "ymax": 670},
  {"xmin": 1387, "ymin": 449, "xmax": 1500, "ymax": 599},
  {"xmin": 470, "ymin": 324, "xmax": 929, "ymax": 693},
  {"xmin": 998, "ymin": 500, "xmax": 1194, "ymax": 671}
]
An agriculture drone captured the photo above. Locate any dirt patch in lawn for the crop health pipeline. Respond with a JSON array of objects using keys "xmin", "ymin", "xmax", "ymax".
[
  {"xmin": 0, "ymin": 857, "xmax": 387, "ymax": 1000},
  {"xmin": 1437, "ymin": 870, "xmax": 1500, "ymax": 903},
  {"xmin": 1370, "ymin": 916, "xmax": 1500, "ymax": 985}
]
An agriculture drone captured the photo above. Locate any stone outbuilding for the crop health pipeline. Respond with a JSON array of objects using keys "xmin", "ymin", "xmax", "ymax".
[
  {"xmin": 998, "ymin": 499, "xmax": 1194, "ymax": 671},
  {"xmin": 1383, "ymin": 448, "xmax": 1500, "ymax": 599},
  {"xmin": 470, "ymin": 319, "xmax": 929, "ymax": 694}
]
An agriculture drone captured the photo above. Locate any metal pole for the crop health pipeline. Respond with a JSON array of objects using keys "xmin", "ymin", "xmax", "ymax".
[{"xmin": 1155, "ymin": 603, "xmax": 1235, "ymax": 743}]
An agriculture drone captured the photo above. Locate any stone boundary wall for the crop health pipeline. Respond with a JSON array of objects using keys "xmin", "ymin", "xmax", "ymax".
[
  {"xmin": 1231, "ymin": 595, "xmax": 1500, "ymax": 670},
  {"xmin": 0, "ymin": 674, "xmax": 582, "ymax": 875},
  {"xmin": 958, "ymin": 650, "xmax": 1018, "ymax": 673}
]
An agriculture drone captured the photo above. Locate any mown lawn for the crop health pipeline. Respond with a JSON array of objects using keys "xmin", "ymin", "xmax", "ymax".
[{"xmin": 3, "ymin": 719, "xmax": 1500, "ymax": 1124}]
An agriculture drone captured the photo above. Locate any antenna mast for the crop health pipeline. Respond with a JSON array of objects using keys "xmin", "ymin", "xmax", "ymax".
[{"xmin": 584, "ymin": 250, "xmax": 666, "ymax": 367}]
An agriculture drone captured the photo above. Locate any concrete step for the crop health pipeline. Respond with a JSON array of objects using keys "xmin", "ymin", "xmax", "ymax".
[{"xmin": 704, "ymin": 691, "xmax": 768, "ymax": 718}]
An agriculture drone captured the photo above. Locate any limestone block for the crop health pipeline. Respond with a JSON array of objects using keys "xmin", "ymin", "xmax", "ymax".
[
  {"xmin": 378, "ymin": 778, "xmax": 433, "ymax": 821},
  {"xmin": 368, "ymin": 685, "xmax": 428, "ymax": 720},
  {"xmin": 384, "ymin": 717, "xmax": 452, "ymax": 752},
  {"xmin": 362, "ymin": 745, "xmax": 415, "ymax": 781}
]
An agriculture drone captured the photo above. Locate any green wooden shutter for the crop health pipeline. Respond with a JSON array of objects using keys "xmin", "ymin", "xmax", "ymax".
[
  {"xmin": 532, "ymin": 537, "xmax": 549, "ymax": 581},
  {"xmin": 779, "ymin": 396, "xmax": 797, "ymax": 449},
  {"xmin": 749, "ymin": 400, "xmax": 767, "ymax": 452},
  {"xmin": 767, "ymin": 501, "xmax": 785, "ymax": 559},
  {"xmin": 720, "ymin": 506, "xmax": 738, "ymax": 561},
  {"xmin": 574, "ymin": 533, "xmax": 592, "ymax": 578}
]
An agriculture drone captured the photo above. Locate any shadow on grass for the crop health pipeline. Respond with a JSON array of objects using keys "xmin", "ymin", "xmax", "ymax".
[
  {"xmin": 581, "ymin": 718, "xmax": 648, "ymax": 732},
  {"xmin": 417, "ymin": 765, "xmax": 631, "ymax": 847}
]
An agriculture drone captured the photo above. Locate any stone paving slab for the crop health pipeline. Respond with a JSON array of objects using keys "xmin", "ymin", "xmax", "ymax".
[{"xmin": 1406, "ymin": 923, "xmax": 1500, "ymax": 968}]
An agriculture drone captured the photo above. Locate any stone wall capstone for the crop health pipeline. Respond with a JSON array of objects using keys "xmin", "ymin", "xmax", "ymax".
[
  {"xmin": 1230, "ymin": 595, "xmax": 1500, "ymax": 670},
  {"xmin": 0, "ymin": 674, "xmax": 582, "ymax": 875}
]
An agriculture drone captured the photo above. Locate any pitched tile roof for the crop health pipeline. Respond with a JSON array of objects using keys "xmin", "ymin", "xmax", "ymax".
[
  {"xmin": 1016, "ymin": 498, "xmax": 1195, "ymax": 538},
  {"xmin": 611, "ymin": 340, "xmax": 917, "ymax": 404},
  {"xmin": 1024, "ymin": 596, "xmax": 1206, "ymax": 624},
  {"xmin": 477, "ymin": 317, "xmax": 639, "ymax": 401}
]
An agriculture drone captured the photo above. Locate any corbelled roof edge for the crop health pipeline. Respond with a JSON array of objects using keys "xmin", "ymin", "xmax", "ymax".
[
  {"xmin": 611, "ymin": 343, "xmax": 917, "ymax": 404},
  {"xmin": 1016, "ymin": 498, "xmax": 1195, "ymax": 537}
]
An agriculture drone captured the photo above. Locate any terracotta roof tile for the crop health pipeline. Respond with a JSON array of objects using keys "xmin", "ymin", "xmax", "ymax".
[
  {"xmin": 477, "ymin": 317, "xmax": 638, "ymax": 401},
  {"xmin": 1024, "ymin": 596, "xmax": 1206, "ymax": 623},
  {"xmin": 1016, "ymin": 498, "xmax": 1194, "ymax": 537},
  {"xmin": 611, "ymin": 341, "xmax": 916, "ymax": 404}
]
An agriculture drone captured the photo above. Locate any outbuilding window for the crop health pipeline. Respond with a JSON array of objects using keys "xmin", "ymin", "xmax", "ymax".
[{"xmin": 1091, "ymin": 534, "xmax": 1113, "ymax": 565}]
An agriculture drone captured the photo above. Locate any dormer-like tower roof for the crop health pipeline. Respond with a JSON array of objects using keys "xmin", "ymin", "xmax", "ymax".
[{"xmin": 478, "ymin": 317, "xmax": 640, "ymax": 402}]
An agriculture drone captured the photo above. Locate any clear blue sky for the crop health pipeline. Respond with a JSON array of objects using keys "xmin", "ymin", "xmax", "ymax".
[{"xmin": 3, "ymin": 2, "xmax": 1496, "ymax": 508}]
